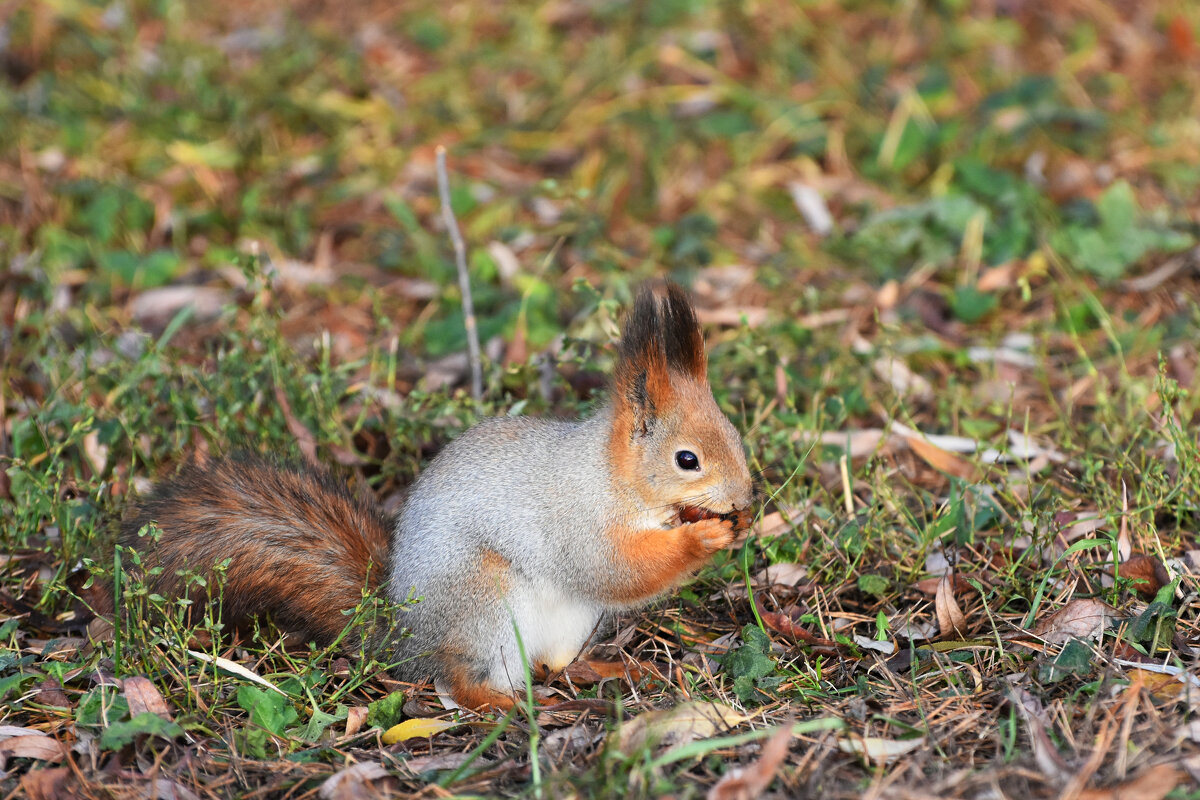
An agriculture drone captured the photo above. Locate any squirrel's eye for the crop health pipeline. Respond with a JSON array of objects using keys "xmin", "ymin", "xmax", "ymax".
[{"xmin": 675, "ymin": 450, "xmax": 700, "ymax": 471}]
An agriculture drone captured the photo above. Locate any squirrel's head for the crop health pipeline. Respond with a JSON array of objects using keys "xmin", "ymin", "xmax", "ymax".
[{"xmin": 609, "ymin": 283, "xmax": 755, "ymax": 528}]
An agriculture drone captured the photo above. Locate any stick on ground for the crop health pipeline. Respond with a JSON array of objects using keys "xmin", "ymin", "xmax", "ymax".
[{"xmin": 435, "ymin": 145, "xmax": 483, "ymax": 402}]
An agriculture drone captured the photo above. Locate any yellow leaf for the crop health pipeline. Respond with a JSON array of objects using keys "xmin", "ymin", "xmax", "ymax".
[
  {"xmin": 380, "ymin": 718, "xmax": 462, "ymax": 744},
  {"xmin": 615, "ymin": 701, "xmax": 749, "ymax": 754},
  {"xmin": 166, "ymin": 140, "xmax": 239, "ymax": 170}
]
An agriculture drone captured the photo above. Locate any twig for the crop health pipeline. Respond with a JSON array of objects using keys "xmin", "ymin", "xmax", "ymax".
[{"xmin": 435, "ymin": 145, "xmax": 483, "ymax": 402}]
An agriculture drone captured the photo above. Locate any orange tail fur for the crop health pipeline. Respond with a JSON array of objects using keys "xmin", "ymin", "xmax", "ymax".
[{"xmin": 117, "ymin": 454, "xmax": 391, "ymax": 645}]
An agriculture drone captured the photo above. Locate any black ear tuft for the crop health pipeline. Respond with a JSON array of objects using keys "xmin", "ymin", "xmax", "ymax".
[
  {"xmin": 619, "ymin": 285, "xmax": 665, "ymax": 369},
  {"xmin": 660, "ymin": 282, "xmax": 707, "ymax": 379}
]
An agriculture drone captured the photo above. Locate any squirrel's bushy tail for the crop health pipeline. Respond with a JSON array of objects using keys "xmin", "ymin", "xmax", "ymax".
[{"xmin": 116, "ymin": 454, "xmax": 392, "ymax": 646}]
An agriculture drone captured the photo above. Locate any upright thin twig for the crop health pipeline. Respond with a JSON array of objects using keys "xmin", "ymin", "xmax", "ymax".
[{"xmin": 435, "ymin": 145, "xmax": 483, "ymax": 402}]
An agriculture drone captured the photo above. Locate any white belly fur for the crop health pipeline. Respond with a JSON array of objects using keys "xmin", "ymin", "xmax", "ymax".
[{"xmin": 487, "ymin": 579, "xmax": 603, "ymax": 691}]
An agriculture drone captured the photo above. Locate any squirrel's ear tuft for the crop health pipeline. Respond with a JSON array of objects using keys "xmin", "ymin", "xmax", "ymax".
[
  {"xmin": 614, "ymin": 285, "xmax": 672, "ymax": 436},
  {"xmin": 660, "ymin": 282, "xmax": 707, "ymax": 381}
]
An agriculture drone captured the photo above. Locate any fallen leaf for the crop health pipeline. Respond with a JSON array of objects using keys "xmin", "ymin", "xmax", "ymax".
[
  {"xmin": 319, "ymin": 761, "xmax": 393, "ymax": 800},
  {"xmin": 891, "ymin": 422, "xmax": 979, "ymax": 453},
  {"xmin": 836, "ymin": 734, "xmax": 925, "ymax": 763},
  {"xmin": 1117, "ymin": 555, "xmax": 1171, "ymax": 600},
  {"xmin": 794, "ymin": 429, "xmax": 887, "ymax": 459},
  {"xmin": 913, "ymin": 573, "xmax": 978, "ymax": 597},
  {"xmin": 852, "ymin": 635, "xmax": 896, "ymax": 655},
  {"xmin": 617, "ymin": 701, "xmax": 749, "ymax": 754},
  {"xmin": 760, "ymin": 612, "xmax": 840, "ymax": 648},
  {"xmin": 0, "ymin": 735, "xmax": 67, "ymax": 764},
  {"xmin": 1076, "ymin": 764, "xmax": 1183, "ymax": 800},
  {"xmin": 186, "ymin": 650, "xmax": 286, "ymax": 695},
  {"xmin": 122, "ymin": 676, "xmax": 172, "ymax": 720},
  {"xmin": 788, "ymin": 181, "xmax": 833, "ymax": 237},
  {"xmin": 0, "ymin": 726, "xmax": 42, "ymax": 739},
  {"xmin": 904, "ymin": 434, "xmax": 982, "ymax": 482},
  {"xmin": 400, "ymin": 752, "xmax": 488, "ymax": 774},
  {"xmin": 1167, "ymin": 14, "xmax": 1195, "ymax": 59},
  {"xmin": 1032, "ymin": 599, "xmax": 1116, "ymax": 645},
  {"xmin": 935, "ymin": 573, "xmax": 968, "ymax": 638},
  {"xmin": 755, "ymin": 562, "xmax": 809, "ymax": 587},
  {"xmin": 130, "ymin": 286, "xmax": 230, "ymax": 328},
  {"xmin": 33, "ymin": 679, "xmax": 70, "ymax": 709},
  {"xmin": 873, "ymin": 357, "xmax": 932, "ymax": 400},
  {"xmin": 142, "ymin": 779, "xmax": 201, "ymax": 800},
  {"xmin": 755, "ymin": 511, "xmax": 792, "ymax": 539},
  {"xmin": 19, "ymin": 767, "xmax": 74, "ymax": 800},
  {"xmin": 381, "ymin": 718, "xmax": 463, "ymax": 744},
  {"xmin": 1007, "ymin": 686, "xmax": 1071, "ymax": 781},
  {"xmin": 1124, "ymin": 668, "xmax": 1187, "ymax": 703},
  {"xmin": 344, "ymin": 706, "xmax": 368, "ymax": 738},
  {"xmin": 707, "ymin": 721, "xmax": 793, "ymax": 800},
  {"xmin": 562, "ymin": 658, "xmax": 649, "ymax": 685}
]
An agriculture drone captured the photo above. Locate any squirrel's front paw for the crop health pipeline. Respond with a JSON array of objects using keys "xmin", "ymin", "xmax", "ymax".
[{"xmin": 685, "ymin": 517, "xmax": 735, "ymax": 556}]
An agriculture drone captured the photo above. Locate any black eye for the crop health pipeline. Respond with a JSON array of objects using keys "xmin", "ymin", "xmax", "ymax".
[{"xmin": 675, "ymin": 450, "xmax": 700, "ymax": 471}]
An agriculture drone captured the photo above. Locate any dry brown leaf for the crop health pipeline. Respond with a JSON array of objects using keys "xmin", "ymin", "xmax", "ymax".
[
  {"xmin": 1117, "ymin": 554, "xmax": 1171, "ymax": 600},
  {"xmin": 755, "ymin": 511, "xmax": 792, "ymax": 539},
  {"xmin": 935, "ymin": 573, "xmax": 967, "ymax": 638},
  {"xmin": 318, "ymin": 761, "xmax": 392, "ymax": 800},
  {"xmin": 122, "ymin": 676, "xmax": 171, "ymax": 720},
  {"xmin": 344, "ymin": 706, "xmax": 368, "ymax": 738},
  {"xmin": 755, "ymin": 562, "xmax": 809, "ymax": 587},
  {"xmin": 913, "ymin": 573, "xmax": 978, "ymax": 597},
  {"xmin": 562, "ymin": 658, "xmax": 649, "ymax": 685},
  {"xmin": 34, "ymin": 679, "xmax": 70, "ymax": 710},
  {"xmin": 19, "ymin": 767, "xmax": 74, "ymax": 800},
  {"xmin": 904, "ymin": 434, "xmax": 982, "ymax": 482},
  {"xmin": 795, "ymin": 429, "xmax": 887, "ymax": 459},
  {"xmin": 0, "ymin": 735, "xmax": 67, "ymax": 764},
  {"xmin": 1076, "ymin": 764, "xmax": 1183, "ymax": 800},
  {"xmin": 130, "ymin": 286, "xmax": 230, "ymax": 328},
  {"xmin": 836, "ymin": 734, "xmax": 925, "ymax": 763},
  {"xmin": 400, "ymin": 751, "xmax": 489, "ymax": 774},
  {"xmin": 707, "ymin": 721, "xmax": 793, "ymax": 800},
  {"xmin": 1032, "ymin": 598, "xmax": 1116, "ymax": 645},
  {"xmin": 761, "ymin": 611, "xmax": 840, "ymax": 648},
  {"xmin": 616, "ymin": 701, "xmax": 748, "ymax": 754},
  {"xmin": 186, "ymin": 650, "xmax": 286, "ymax": 695}
]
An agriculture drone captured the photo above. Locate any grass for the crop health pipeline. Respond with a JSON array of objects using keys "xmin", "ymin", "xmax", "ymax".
[{"xmin": 2, "ymin": 0, "xmax": 1200, "ymax": 797}]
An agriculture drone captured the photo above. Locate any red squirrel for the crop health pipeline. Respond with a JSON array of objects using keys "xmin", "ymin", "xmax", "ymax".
[{"xmin": 116, "ymin": 283, "xmax": 756, "ymax": 711}]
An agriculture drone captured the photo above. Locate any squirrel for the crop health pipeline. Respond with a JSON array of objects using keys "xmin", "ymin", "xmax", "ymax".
[{"xmin": 115, "ymin": 283, "xmax": 756, "ymax": 711}]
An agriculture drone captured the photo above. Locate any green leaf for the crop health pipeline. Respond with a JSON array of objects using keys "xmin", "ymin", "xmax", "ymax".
[
  {"xmin": 858, "ymin": 574, "xmax": 890, "ymax": 597},
  {"xmin": 76, "ymin": 687, "xmax": 129, "ymax": 728},
  {"xmin": 237, "ymin": 685, "xmax": 299, "ymax": 736},
  {"xmin": 1129, "ymin": 601, "xmax": 1176, "ymax": 644},
  {"xmin": 1039, "ymin": 638, "xmax": 1093, "ymax": 683},
  {"xmin": 0, "ymin": 673, "xmax": 33, "ymax": 702},
  {"xmin": 100, "ymin": 712, "xmax": 182, "ymax": 751},
  {"xmin": 719, "ymin": 625, "xmax": 778, "ymax": 703},
  {"xmin": 1050, "ymin": 181, "xmax": 1194, "ymax": 281},
  {"xmin": 96, "ymin": 249, "xmax": 182, "ymax": 288},
  {"xmin": 366, "ymin": 690, "xmax": 406, "ymax": 730},
  {"xmin": 949, "ymin": 285, "xmax": 998, "ymax": 323},
  {"xmin": 297, "ymin": 705, "xmax": 346, "ymax": 742}
]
